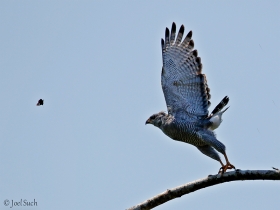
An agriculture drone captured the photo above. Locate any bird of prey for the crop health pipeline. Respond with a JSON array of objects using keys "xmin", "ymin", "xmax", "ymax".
[
  {"xmin": 36, "ymin": 99, "xmax": 44, "ymax": 106},
  {"xmin": 146, "ymin": 23, "xmax": 235, "ymax": 174}
]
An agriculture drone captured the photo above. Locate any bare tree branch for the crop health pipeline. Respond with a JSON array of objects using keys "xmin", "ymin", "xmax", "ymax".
[{"xmin": 127, "ymin": 169, "xmax": 280, "ymax": 210}]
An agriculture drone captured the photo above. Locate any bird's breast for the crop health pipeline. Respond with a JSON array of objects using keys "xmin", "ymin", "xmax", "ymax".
[{"xmin": 161, "ymin": 121, "xmax": 206, "ymax": 146}]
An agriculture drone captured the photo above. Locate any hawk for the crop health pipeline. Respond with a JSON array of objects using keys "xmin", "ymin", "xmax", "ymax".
[
  {"xmin": 36, "ymin": 99, "xmax": 44, "ymax": 106},
  {"xmin": 146, "ymin": 23, "xmax": 235, "ymax": 173}
]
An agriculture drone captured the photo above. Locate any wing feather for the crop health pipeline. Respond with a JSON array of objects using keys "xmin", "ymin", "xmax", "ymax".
[
  {"xmin": 161, "ymin": 22, "xmax": 210, "ymax": 121},
  {"xmin": 175, "ymin": 25, "xmax": 184, "ymax": 44},
  {"xmin": 165, "ymin": 27, "xmax": 170, "ymax": 49},
  {"xmin": 170, "ymin": 22, "xmax": 176, "ymax": 45}
]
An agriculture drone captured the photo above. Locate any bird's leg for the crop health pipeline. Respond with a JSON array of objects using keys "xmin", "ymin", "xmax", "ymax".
[
  {"xmin": 219, "ymin": 153, "xmax": 235, "ymax": 174},
  {"xmin": 218, "ymin": 160, "xmax": 225, "ymax": 174}
]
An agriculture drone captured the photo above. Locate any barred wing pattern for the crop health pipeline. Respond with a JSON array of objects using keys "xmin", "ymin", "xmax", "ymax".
[{"xmin": 161, "ymin": 23, "xmax": 211, "ymax": 121}]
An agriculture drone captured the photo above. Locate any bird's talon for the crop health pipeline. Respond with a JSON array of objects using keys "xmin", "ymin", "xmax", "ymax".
[{"xmin": 219, "ymin": 162, "xmax": 235, "ymax": 174}]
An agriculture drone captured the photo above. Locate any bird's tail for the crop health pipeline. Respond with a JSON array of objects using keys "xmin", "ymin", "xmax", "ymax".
[
  {"xmin": 207, "ymin": 96, "xmax": 229, "ymax": 130},
  {"xmin": 210, "ymin": 96, "xmax": 229, "ymax": 117}
]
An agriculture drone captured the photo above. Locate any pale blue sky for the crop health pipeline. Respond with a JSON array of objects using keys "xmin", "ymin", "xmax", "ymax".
[{"xmin": 0, "ymin": 1, "xmax": 279, "ymax": 210}]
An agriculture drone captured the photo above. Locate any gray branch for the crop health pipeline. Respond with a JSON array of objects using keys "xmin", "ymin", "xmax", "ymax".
[{"xmin": 127, "ymin": 169, "xmax": 280, "ymax": 210}]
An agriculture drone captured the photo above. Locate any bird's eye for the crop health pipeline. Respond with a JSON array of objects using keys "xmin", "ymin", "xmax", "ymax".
[{"xmin": 150, "ymin": 115, "xmax": 156, "ymax": 120}]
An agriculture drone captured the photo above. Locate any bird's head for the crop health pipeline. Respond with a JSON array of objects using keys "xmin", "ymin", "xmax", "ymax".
[{"xmin": 145, "ymin": 111, "xmax": 167, "ymax": 128}]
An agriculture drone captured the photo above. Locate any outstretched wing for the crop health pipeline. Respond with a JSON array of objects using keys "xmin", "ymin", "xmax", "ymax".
[{"xmin": 161, "ymin": 22, "xmax": 211, "ymax": 121}]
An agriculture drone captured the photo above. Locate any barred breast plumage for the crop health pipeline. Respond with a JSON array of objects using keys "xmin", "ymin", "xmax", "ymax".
[{"xmin": 161, "ymin": 119, "xmax": 206, "ymax": 146}]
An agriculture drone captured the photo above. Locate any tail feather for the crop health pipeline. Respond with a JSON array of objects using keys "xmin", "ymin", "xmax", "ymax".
[{"xmin": 210, "ymin": 96, "xmax": 229, "ymax": 116}]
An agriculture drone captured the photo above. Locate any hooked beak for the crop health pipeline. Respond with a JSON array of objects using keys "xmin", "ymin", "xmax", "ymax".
[{"xmin": 145, "ymin": 119, "xmax": 151, "ymax": 125}]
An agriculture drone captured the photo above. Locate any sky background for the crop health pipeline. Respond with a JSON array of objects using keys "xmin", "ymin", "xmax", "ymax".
[{"xmin": 0, "ymin": 1, "xmax": 279, "ymax": 210}]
